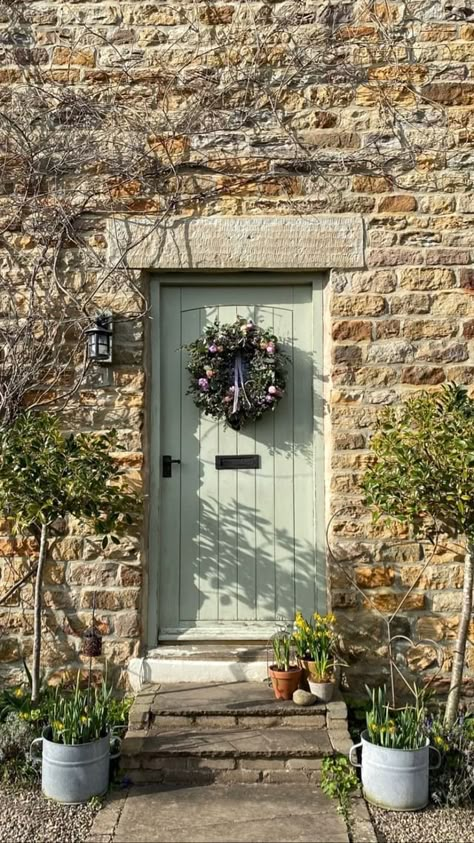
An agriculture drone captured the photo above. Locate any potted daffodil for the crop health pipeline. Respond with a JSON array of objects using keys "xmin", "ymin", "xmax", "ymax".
[
  {"xmin": 30, "ymin": 673, "xmax": 121, "ymax": 804},
  {"xmin": 293, "ymin": 611, "xmax": 339, "ymax": 701}
]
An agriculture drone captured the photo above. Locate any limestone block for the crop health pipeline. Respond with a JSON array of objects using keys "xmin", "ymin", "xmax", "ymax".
[{"xmin": 106, "ymin": 215, "xmax": 365, "ymax": 269}]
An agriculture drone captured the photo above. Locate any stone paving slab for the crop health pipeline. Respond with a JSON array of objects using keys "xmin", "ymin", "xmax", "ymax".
[
  {"xmin": 95, "ymin": 784, "xmax": 348, "ymax": 843},
  {"xmin": 124, "ymin": 727, "xmax": 332, "ymax": 758},
  {"xmin": 137, "ymin": 682, "xmax": 328, "ymax": 717}
]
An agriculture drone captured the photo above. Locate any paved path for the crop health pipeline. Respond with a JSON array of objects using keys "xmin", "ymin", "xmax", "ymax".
[
  {"xmin": 89, "ymin": 682, "xmax": 376, "ymax": 842},
  {"xmin": 88, "ymin": 782, "xmax": 376, "ymax": 843}
]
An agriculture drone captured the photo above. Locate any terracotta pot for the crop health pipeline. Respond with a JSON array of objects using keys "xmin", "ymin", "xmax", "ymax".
[
  {"xmin": 268, "ymin": 665, "xmax": 303, "ymax": 700},
  {"xmin": 297, "ymin": 658, "xmax": 318, "ymax": 690}
]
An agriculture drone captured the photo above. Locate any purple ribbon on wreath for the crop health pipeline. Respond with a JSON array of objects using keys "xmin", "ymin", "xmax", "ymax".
[{"xmin": 232, "ymin": 351, "xmax": 250, "ymax": 416}]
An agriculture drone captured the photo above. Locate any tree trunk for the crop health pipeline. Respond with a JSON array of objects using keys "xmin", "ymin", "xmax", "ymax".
[
  {"xmin": 444, "ymin": 540, "xmax": 474, "ymax": 728},
  {"xmin": 31, "ymin": 523, "xmax": 48, "ymax": 705}
]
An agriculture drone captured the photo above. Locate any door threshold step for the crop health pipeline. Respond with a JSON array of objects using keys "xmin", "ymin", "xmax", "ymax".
[
  {"xmin": 128, "ymin": 649, "xmax": 271, "ymax": 689},
  {"xmin": 147, "ymin": 645, "xmax": 270, "ymax": 660}
]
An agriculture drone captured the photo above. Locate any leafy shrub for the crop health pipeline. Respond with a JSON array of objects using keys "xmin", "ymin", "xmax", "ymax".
[
  {"xmin": 321, "ymin": 755, "xmax": 359, "ymax": 825},
  {"xmin": 108, "ymin": 696, "xmax": 133, "ymax": 732},
  {"xmin": 0, "ymin": 713, "xmax": 37, "ymax": 785},
  {"xmin": 427, "ymin": 713, "xmax": 474, "ymax": 807},
  {"xmin": 0, "ymin": 681, "xmax": 53, "ymax": 726}
]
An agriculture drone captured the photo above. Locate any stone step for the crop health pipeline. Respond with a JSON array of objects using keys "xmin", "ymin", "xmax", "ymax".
[
  {"xmin": 122, "ymin": 727, "xmax": 332, "ymax": 785},
  {"xmin": 128, "ymin": 681, "xmax": 339, "ymax": 731},
  {"xmin": 146, "ymin": 711, "xmax": 327, "ymax": 731},
  {"xmin": 122, "ymin": 681, "xmax": 351, "ymax": 785}
]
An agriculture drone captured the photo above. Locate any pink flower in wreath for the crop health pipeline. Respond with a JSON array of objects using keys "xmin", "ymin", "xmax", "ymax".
[
  {"xmin": 268, "ymin": 385, "xmax": 277, "ymax": 395},
  {"xmin": 208, "ymin": 343, "xmax": 218, "ymax": 353},
  {"xmin": 206, "ymin": 369, "xmax": 215, "ymax": 378},
  {"xmin": 198, "ymin": 377, "xmax": 209, "ymax": 392},
  {"xmin": 265, "ymin": 394, "xmax": 274, "ymax": 403},
  {"xmin": 266, "ymin": 343, "xmax": 275, "ymax": 355}
]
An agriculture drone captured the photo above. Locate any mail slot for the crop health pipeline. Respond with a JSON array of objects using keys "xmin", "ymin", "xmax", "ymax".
[{"xmin": 215, "ymin": 455, "xmax": 261, "ymax": 470}]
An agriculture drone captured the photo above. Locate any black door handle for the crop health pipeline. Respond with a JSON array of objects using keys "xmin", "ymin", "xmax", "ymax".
[{"xmin": 162, "ymin": 455, "xmax": 181, "ymax": 477}]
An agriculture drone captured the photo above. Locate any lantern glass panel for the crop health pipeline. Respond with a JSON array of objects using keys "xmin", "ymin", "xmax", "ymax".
[
  {"xmin": 88, "ymin": 333, "xmax": 98, "ymax": 360},
  {"xmin": 97, "ymin": 331, "xmax": 110, "ymax": 359}
]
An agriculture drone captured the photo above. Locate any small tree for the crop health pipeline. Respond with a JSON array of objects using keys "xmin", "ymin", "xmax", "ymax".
[
  {"xmin": 0, "ymin": 412, "xmax": 139, "ymax": 703},
  {"xmin": 363, "ymin": 384, "xmax": 474, "ymax": 727}
]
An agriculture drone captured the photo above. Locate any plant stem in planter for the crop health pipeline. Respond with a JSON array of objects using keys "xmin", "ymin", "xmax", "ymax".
[
  {"xmin": 445, "ymin": 543, "xmax": 474, "ymax": 728},
  {"xmin": 31, "ymin": 522, "xmax": 48, "ymax": 705}
]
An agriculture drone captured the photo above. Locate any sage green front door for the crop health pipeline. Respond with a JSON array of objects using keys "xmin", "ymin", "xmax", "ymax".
[{"xmin": 156, "ymin": 278, "xmax": 320, "ymax": 640}]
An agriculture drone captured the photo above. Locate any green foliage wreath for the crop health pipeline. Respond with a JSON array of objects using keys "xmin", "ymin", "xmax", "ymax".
[{"xmin": 185, "ymin": 316, "xmax": 288, "ymax": 430}]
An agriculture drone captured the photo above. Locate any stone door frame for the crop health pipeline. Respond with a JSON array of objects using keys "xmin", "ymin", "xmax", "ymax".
[{"xmin": 106, "ymin": 215, "xmax": 365, "ymax": 648}]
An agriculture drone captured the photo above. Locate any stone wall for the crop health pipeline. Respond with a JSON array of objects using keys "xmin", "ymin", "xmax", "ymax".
[{"xmin": 0, "ymin": 0, "xmax": 473, "ymax": 693}]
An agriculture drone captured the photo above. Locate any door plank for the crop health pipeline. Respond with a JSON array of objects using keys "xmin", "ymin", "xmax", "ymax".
[
  {"xmin": 159, "ymin": 287, "xmax": 182, "ymax": 629},
  {"xmin": 254, "ymin": 305, "xmax": 277, "ymax": 622},
  {"xmin": 272, "ymin": 297, "xmax": 297, "ymax": 621},
  {"xmin": 215, "ymin": 303, "xmax": 239, "ymax": 621},
  {"xmin": 293, "ymin": 286, "xmax": 316, "ymax": 619},
  {"xmin": 235, "ymin": 303, "xmax": 257, "ymax": 621},
  {"xmin": 179, "ymin": 306, "xmax": 202, "ymax": 622},
  {"xmin": 181, "ymin": 292, "xmax": 220, "ymax": 622}
]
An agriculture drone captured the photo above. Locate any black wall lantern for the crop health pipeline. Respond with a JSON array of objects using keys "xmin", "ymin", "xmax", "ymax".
[{"xmin": 86, "ymin": 312, "xmax": 113, "ymax": 363}]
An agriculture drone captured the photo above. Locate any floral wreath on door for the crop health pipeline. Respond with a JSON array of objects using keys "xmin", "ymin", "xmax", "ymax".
[{"xmin": 185, "ymin": 316, "xmax": 288, "ymax": 430}]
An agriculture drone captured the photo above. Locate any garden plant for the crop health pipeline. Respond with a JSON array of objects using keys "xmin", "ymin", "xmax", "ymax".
[
  {"xmin": 363, "ymin": 384, "xmax": 474, "ymax": 726},
  {"xmin": 0, "ymin": 411, "xmax": 139, "ymax": 704},
  {"xmin": 321, "ymin": 754, "xmax": 359, "ymax": 827}
]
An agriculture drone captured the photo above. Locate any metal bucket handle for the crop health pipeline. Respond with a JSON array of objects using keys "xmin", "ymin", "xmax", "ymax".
[
  {"xmin": 349, "ymin": 741, "xmax": 362, "ymax": 768},
  {"xmin": 429, "ymin": 745, "xmax": 441, "ymax": 769},
  {"xmin": 29, "ymin": 736, "xmax": 43, "ymax": 768},
  {"xmin": 349, "ymin": 739, "xmax": 441, "ymax": 770},
  {"xmin": 29, "ymin": 733, "xmax": 122, "ymax": 763},
  {"xmin": 109, "ymin": 734, "xmax": 122, "ymax": 761}
]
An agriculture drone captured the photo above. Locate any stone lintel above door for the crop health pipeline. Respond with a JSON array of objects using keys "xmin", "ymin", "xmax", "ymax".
[{"xmin": 106, "ymin": 215, "xmax": 365, "ymax": 270}]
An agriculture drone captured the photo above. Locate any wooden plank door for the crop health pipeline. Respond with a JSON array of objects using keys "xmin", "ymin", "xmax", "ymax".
[{"xmin": 157, "ymin": 279, "xmax": 317, "ymax": 639}]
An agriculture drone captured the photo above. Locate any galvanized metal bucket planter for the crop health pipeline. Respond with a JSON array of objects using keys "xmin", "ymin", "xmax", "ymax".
[
  {"xmin": 349, "ymin": 730, "xmax": 440, "ymax": 811},
  {"xmin": 30, "ymin": 728, "xmax": 121, "ymax": 804}
]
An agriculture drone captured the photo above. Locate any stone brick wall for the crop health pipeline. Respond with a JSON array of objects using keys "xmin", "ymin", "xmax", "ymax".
[{"xmin": 0, "ymin": 0, "xmax": 473, "ymax": 693}]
